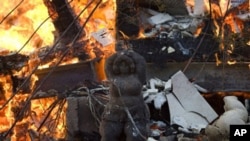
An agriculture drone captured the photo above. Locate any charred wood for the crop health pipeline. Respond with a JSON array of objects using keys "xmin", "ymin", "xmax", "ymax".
[
  {"xmin": 14, "ymin": 123, "xmax": 30, "ymax": 140},
  {"xmin": 37, "ymin": 41, "xmax": 89, "ymax": 67},
  {"xmin": 137, "ymin": 0, "xmax": 188, "ymax": 15},
  {"xmin": 0, "ymin": 53, "xmax": 31, "ymax": 93},
  {"xmin": 120, "ymin": 21, "xmax": 250, "ymax": 65},
  {"xmin": 116, "ymin": 0, "xmax": 140, "ymax": 39},
  {"xmin": 125, "ymin": 20, "xmax": 218, "ymax": 65},
  {"xmin": 0, "ymin": 53, "xmax": 29, "ymax": 74},
  {"xmin": 43, "ymin": 0, "xmax": 84, "ymax": 45},
  {"xmin": 127, "ymin": 38, "xmax": 192, "ymax": 65}
]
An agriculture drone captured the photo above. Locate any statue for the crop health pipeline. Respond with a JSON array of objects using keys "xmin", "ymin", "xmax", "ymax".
[{"xmin": 99, "ymin": 50, "xmax": 150, "ymax": 141}]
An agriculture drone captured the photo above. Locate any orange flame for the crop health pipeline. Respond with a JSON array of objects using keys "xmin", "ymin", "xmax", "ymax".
[
  {"xmin": 0, "ymin": 0, "xmax": 116, "ymax": 140},
  {"xmin": 0, "ymin": 0, "xmax": 55, "ymax": 55},
  {"xmin": 70, "ymin": 0, "xmax": 117, "ymax": 81}
]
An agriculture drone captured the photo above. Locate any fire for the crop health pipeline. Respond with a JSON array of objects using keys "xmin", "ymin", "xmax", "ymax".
[
  {"xmin": 0, "ymin": 0, "xmax": 55, "ymax": 55},
  {"xmin": 201, "ymin": 0, "xmax": 249, "ymax": 65},
  {"xmin": 70, "ymin": 0, "xmax": 116, "ymax": 81},
  {"xmin": 0, "ymin": 0, "xmax": 116, "ymax": 140},
  {"xmin": 0, "ymin": 75, "xmax": 13, "ymax": 132}
]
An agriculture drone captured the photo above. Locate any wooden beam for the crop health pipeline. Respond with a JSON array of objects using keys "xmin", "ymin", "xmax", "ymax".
[
  {"xmin": 35, "ymin": 61, "xmax": 250, "ymax": 93},
  {"xmin": 146, "ymin": 62, "xmax": 250, "ymax": 92},
  {"xmin": 43, "ymin": 0, "xmax": 84, "ymax": 44}
]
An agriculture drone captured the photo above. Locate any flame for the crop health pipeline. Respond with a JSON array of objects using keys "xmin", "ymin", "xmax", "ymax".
[
  {"xmin": 199, "ymin": 0, "xmax": 249, "ymax": 65},
  {"xmin": 215, "ymin": 53, "xmax": 222, "ymax": 66},
  {"xmin": 36, "ymin": 0, "xmax": 117, "ymax": 79},
  {"xmin": 0, "ymin": 0, "xmax": 55, "ymax": 55},
  {"xmin": 70, "ymin": 0, "xmax": 116, "ymax": 81},
  {"xmin": 0, "ymin": 0, "xmax": 116, "ymax": 140},
  {"xmin": 0, "ymin": 75, "xmax": 13, "ymax": 133}
]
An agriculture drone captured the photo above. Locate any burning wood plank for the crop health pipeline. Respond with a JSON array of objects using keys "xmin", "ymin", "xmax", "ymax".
[
  {"xmin": 0, "ymin": 53, "xmax": 29, "ymax": 73},
  {"xmin": 43, "ymin": 0, "xmax": 84, "ymax": 45}
]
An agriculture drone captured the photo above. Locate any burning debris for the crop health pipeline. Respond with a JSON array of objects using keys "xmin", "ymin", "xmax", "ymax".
[
  {"xmin": 116, "ymin": 0, "xmax": 250, "ymax": 65},
  {"xmin": 0, "ymin": 0, "xmax": 116, "ymax": 140},
  {"xmin": 43, "ymin": 0, "xmax": 84, "ymax": 45}
]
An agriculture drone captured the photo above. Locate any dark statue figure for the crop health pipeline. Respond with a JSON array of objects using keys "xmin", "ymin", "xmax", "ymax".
[{"xmin": 99, "ymin": 50, "xmax": 150, "ymax": 141}]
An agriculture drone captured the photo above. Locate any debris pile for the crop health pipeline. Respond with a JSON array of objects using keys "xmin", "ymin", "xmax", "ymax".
[
  {"xmin": 63, "ymin": 70, "xmax": 250, "ymax": 141},
  {"xmin": 117, "ymin": 0, "xmax": 250, "ymax": 64},
  {"xmin": 142, "ymin": 71, "xmax": 250, "ymax": 141}
]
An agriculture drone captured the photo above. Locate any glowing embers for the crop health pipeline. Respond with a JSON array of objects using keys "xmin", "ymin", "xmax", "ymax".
[
  {"xmin": 0, "ymin": 72, "xmax": 67, "ymax": 140},
  {"xmin": 0, "ymin": 75, "xmax": 13, "ymax": 133},
  {"xmin": 29, "ymin": 97, "xmax": 67, "ymax": 140}
]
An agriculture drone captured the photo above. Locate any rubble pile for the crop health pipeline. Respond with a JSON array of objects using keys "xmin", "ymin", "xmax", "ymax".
[
  {"xmin": 64, "ymin": 71, "xmax": 250, "ymax": 141},
  {"xmin": 142, "ymin": 71, "xmax": 250, "ymax": 141}
]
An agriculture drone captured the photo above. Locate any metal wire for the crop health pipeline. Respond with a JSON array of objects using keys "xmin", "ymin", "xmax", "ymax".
[
  {"xmin": 37, "ymin": 99, "xmax": 61, "ymax": 132},
  {"xmin": 0, "ymin": 0, "xmax": 24, "ymax": 24}
]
